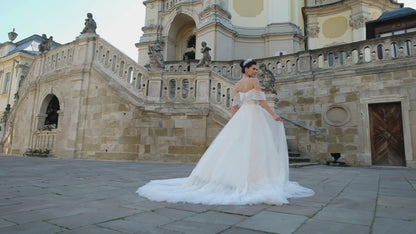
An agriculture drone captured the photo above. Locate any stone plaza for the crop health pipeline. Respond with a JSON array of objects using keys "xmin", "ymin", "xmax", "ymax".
[{"xmin": 1, "ymin": 155, "xmax": 415, "ymax": 234}]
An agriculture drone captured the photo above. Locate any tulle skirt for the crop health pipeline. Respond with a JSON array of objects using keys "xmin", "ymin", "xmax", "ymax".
[{"xmin": 137, "ymin": 103, "xmax": 314, "ymax": 205}]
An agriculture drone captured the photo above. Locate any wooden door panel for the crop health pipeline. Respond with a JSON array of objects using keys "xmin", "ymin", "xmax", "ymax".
[{"xmin": 369, "ymin": 102, "xmax": 405, "ymax": 166}]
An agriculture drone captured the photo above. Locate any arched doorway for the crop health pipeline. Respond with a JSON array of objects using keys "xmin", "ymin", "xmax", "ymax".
[
  {"xmin": 166, "ymin": 14, "xmax": 196, "ymax": 61},
  {"xmin": 40, "ymin": 94, "xmax": 60, "ymax": 129}
]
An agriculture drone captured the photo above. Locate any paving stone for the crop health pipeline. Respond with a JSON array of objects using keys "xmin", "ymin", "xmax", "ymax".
[
  {"xmin": 1, "ymin": 156, "xmax": 416, "ymax": 234},
  {"xmin": 166, "ymin": 202, "xmax": 212, "ymax": 213},
  {"xmin": 327, "ymin": 196, "xmax": 376, "ymax": 211},
  {"xmin": 220, "ymin": 227, "xmax": 269, "ymax": 234},
  {"xmin": 47, "ymin": 208, "xmax": 142, "ymax": 229},
  {"xmin": 267, "ymin": 204, "xmax": 322, "ymax": 217},
  {"xmin": 312, "ymin": 206, "xmax": 374, "ymax": 226},
  {"xmin": 286, "ymin": 198, "xmax": 327, "ymax": 208},
  {"xmin": 377, "ymin": 195, "xmax": 416, "ymax": 208},
  {"xmin": 211, "ymin": 204, "xmax": 269, "ymax": 216},
  {"xmin": 184, "ymin": 211, "xmax": 246, "ymax": 226},
  {"xmin": 62, "ymin": 224, "xmax": 122, "ymax": 233},
  {"xmin": 294, "ymin": 219, "xmax": 370, "ymax": 234},
  {"xmin": 98, "ymin": 219, "xmax": 164, "ymax": 233},
  {"xmin": 372, "ymin": 217, "xmax": 416, "ymax": 234},
  {"xmin": 0, "ymin": 221, "xmax": 65, "ymax": 234},
  {"xmin": 0, "ymin": 218, "xmax": 15, "ymax": 228},
  {"xmin": 160, "ymin": 220, "xmax": 230, "ymax": 234},
  {"xmin": 153, "ymin": 207, "xmax": 196, "ymax": 220},
  {"xmin": 123, "ymin": 211, "xmax": 174, "ymax": 225},
  {"xmin": 237, "ymin": 211, "xmax": 308, "ymax": 234},
  {"xmin": 375, "ymin": 205, "xmax": 416, "ymax": 221}
]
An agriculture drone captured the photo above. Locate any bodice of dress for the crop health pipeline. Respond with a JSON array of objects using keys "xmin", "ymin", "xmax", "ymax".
[{"xmin": 232, "ymin": 89, "xmax": 266, "ymax": 107}]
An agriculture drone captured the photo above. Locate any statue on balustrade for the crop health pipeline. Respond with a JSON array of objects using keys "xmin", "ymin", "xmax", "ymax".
[
  {"xmin": 81, "ymin": 13, "xmax": 97, "ymax": 34},
  {"xmin": 196, "ymin": 41, "xmax": 211, "ymax": 67},
  {"xmin": 259, "ymin": 63, "xmax": 276, "ymax": 94},
  {"xmin": 38, "ymin": 34, "xmax": 53, "ymax": 54},
  {"xmin": 147, "ymin": 42, "xmax": 165, "ymax": 69}
]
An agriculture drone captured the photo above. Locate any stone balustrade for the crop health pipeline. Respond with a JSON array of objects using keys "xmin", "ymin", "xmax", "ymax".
[
  {"xmin": 33, "ymin": 130, "xmax": 56, "ymax": 150},
  {"xmin": 95, "ymin": 38, "xmax": 150, "ymax": 98},
  {"xmin": 306, "ymin": 0, "xmax": 342, "ymax": 7},
  {"xmin": 165, "ymin": 32, "xmax": 416, "ymax": 81},
  {"xmin": 162, "ymin": 0, "xmax": 201, "ymax": 12}
]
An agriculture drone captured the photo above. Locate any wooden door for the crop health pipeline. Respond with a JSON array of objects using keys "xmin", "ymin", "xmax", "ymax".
[{"xmin": 369, "ymin": 102, "xmax": 406, "ymax": 166}]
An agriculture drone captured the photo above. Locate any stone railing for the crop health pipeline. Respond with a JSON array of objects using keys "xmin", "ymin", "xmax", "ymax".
[
  {"xmin": 202, "ymin": 32, "xmax": 416, "ymax": 81},
  {"xmin": 209, "ymin": 71, "xmax": 235, "ymax": 116},
  {"xmin": 162, "ymin": 0, "xmax": 201, "ymax": 12},
  {"xmin": 33, "ymin": 130, "xmax": 57, "ymax": 150},
  {"xmin": 94, "ymin": 38, "xmax": 150, "ymax": 100},
  {"xmin": 17, "ymin": 42, "xmax": 76, "ymax": 103},
  {"xmin": 306, "ymin": 0, "xmax": 342, "ymax": 7}
]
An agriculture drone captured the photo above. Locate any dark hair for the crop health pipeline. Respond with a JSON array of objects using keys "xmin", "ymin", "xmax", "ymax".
[{"xmin": 239, "ymin": 59, "xmax": 257, "ymax": 73}]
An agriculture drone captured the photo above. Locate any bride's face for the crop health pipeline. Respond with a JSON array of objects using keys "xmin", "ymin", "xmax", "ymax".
[{"xmin": 245, "ymin": 65, "xmax": 257, "ymax": 78}]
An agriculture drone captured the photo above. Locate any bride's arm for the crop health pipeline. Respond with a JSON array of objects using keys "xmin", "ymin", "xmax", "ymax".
[{"xmin": 252, "ymin": 79, "xmax": 282, "ymax": 121}]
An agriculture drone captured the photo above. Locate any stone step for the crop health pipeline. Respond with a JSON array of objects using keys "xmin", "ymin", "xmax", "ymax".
[
  {"xmin": 289, "ymin": 162, "xmax": 320, "ymax": 168},
  {"xmin": 288, "ymin": 151, "xmax": 301, "ymax": 157},
  {"xmin": 289, "ymin": 157, "xmax": 311, "ymax": 163}
]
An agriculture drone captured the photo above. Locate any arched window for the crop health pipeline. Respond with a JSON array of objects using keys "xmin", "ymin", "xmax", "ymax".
[
  {"xmin": 405, "ymin": 40, "xmax": 412, "ymax": 56},
  {"xmin": 391, "ymin": 42, "xmax": 398, "ymax": 58},
  {"xmin": 364, "ymin": 47, "xmax": 371, "ymax": 62},
  {"xmin": 377, "ymin": 45, "xmax": 384, "ymax": 60},
  {"xmin": 328, "ymin": 53, "xmax": 335, "ymax": 67},
  {"xmin": 44, "ymin": 95, "xmax": 60, "ymax": 128}
]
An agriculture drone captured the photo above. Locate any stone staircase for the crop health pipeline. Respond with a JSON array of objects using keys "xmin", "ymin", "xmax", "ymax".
[{"xmin": 289, "ymin": 150, "xmax": 319, "ymax": 168}]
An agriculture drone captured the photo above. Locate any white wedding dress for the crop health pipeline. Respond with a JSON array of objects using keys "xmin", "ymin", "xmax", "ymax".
[{"xmin": 137, "ymin": 89, "xmax": 314, "ymax": 205}]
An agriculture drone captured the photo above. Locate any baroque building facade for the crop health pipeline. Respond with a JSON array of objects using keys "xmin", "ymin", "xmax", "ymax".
[
  {"xmin": 0, "ymin": 31, "xmax": 60, "ymax": 136},
  {"xmin": 1, "ymin": 0, "xmax": 416, "ymax": 168}
]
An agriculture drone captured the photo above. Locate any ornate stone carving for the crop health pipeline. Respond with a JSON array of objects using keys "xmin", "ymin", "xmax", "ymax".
[
  {"xmin": 199, "ymin": 4, "xmax": 231, "ymax": 20},
  {"xmin": 307, "ymin": 25, "xmax": 320, "ymax": 38},
  {"xmin": 349, "ymin": 15, "xmax": 368, "ymax": 29},
  {"xmin": 147, "ymin": 41, "xmax": 165, "ymax": 69},
  {"xmin": 258, "ymin": 63, "xmax": 276, "ymax": 94}
]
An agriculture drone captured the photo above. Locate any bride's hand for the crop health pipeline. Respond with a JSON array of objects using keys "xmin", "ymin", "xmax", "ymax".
[{"xmin": 273, "ymin": 114, "xmax": 282, "ymax": 121}]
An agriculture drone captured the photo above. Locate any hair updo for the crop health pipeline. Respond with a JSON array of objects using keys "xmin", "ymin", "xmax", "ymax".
[{"xmin": 239, "ymin": 59, "xmax": 257, "ymax": 73}]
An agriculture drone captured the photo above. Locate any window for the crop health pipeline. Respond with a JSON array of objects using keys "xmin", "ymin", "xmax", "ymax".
[
  {"xmin": 44, "ymin": 95, "xmax": 60, "ymax": 128},
  {"xmin": 3, "ymin": 73, "xmax": 11, "ymax": 93}
]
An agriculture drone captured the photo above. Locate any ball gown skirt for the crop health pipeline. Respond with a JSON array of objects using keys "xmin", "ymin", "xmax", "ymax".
[{"xmin": 137, "ymin": 89, "xmax": 314, "ymax": 205}]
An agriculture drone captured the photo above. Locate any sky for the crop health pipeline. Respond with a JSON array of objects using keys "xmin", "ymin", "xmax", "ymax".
[{"xmin": 1, "ymin": 0, "xmax": 416, "ymax": 61}]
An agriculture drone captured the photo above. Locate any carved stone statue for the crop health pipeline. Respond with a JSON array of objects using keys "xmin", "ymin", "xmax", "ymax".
[
  {"xmin": 197, "ymin": 41, "xmax": 211, "ymax": 67},
  {"xmin": 147, "ymin": 42, "xmax": 165, "ymax": 69},
  {"xmin": 38, "ymin": 34, "xmax": 53, "ymax": 53},
  {"xmin": 81, "ymin": 13, "xmax": 97, "ymax": 34},
  {"xmin": 1, "ymin": 104, "xmax": 11, "ymax": 123},
  {"xmin": 259, "ymin": 63, "xmax": 276, "ymax": 94}
]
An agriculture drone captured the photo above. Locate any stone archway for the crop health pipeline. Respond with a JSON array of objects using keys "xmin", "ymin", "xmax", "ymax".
[
  {"xmin": 38, "ymin": 94, "xmax": 60, "ymax": 130},
  {"xmin": 166, "ymin": 13, "xmax": 196, "ymax": 61}
]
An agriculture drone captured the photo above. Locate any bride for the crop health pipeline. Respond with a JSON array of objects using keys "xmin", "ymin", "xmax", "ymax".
[{"xmin": 136, "ymin": 59, "xmax": 314, "ymax": 205}]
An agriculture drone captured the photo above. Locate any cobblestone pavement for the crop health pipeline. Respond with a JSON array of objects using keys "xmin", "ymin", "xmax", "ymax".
[{"xmin": 1, "ymin": 155, "xmax": 415, "ymax": 234}]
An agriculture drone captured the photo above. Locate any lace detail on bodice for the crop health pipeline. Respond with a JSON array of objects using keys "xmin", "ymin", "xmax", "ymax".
[{"xmin": 232, "ymin": 89, "xmax": 266, "ymax": 107}]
